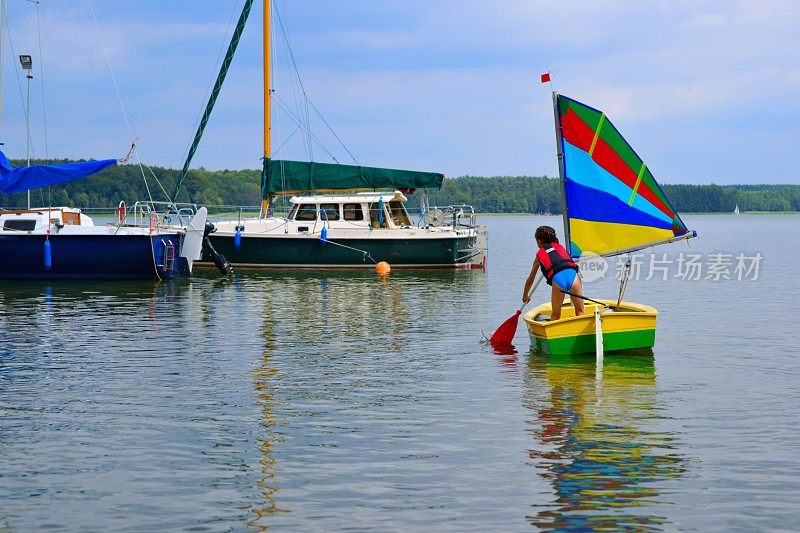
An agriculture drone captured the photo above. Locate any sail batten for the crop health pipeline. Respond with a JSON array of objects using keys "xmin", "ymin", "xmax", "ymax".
[{"xmin": 555, "ymin": 94, "xmax": 694, "ymax": 257}]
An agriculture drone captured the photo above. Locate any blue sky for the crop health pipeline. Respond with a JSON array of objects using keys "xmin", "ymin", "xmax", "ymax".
[{"xmin": 1, "ymin": 0, "xmax": 799, "ymax": 184}]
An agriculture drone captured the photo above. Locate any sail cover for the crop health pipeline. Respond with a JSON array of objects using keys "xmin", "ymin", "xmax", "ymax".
[
  {"xmin": 556, "ymin": 94, "xmax": 691, "ymax": 257},
  {"xmin": 0, "ymin": 150, "xmax": 116, "ymax": 194},
  {"xmin": 261, "ymin": 158, "xmax": 444, "ymax": 196}
]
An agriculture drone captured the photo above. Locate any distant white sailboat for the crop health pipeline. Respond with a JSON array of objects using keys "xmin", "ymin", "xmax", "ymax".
[{"xmin": 734, "ymin": 205, "xmax": 740, "ymax": 215}]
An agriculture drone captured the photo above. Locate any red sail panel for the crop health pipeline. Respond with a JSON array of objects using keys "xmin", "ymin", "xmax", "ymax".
[{"xmin": 560, "ymin": 108, "xmax": 675, "ymax": 219}]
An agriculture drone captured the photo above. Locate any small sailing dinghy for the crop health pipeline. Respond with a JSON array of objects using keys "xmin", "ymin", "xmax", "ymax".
[{"xmin": 523, "ymin": 93, "xmax": 696, "ymax": 355}]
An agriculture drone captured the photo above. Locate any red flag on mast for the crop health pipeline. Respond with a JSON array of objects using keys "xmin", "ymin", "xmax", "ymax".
[{"xmin": 540, "ymin": 72, "xmax": 551, "ymax": 83}]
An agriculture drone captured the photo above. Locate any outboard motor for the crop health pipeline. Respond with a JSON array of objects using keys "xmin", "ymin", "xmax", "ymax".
[{"xmin": 202, "ymin": 221, "xmax": 233, "ymax": 275}]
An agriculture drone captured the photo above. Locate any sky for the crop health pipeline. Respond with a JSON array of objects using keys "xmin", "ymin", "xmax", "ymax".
[{"xmin": 1, "ymin": 0, "xmax": 799, "ymax": 185}]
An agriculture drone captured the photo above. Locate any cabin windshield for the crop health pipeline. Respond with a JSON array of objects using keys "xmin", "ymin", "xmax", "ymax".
[
  {"xmin": 287, "ymin": 204, "xmax": 299, "ymax": 219},
  {"xmin": 388, "ymin": 200, "xmax": 411, "ymax": 227},
  {"xmin": 294, "ymin": 204, "xmax": 318, "ymax": 221},
  {"xmin": 343, "ymin": 203, "xmax": 364, "ymax": 221},
  {"xmin": 2, "ymin": 219, "xmax": 37, "ymax": 231},
  {"xmin": 320, "ymin": 204, "xmax": 340, "ymax": 221}
]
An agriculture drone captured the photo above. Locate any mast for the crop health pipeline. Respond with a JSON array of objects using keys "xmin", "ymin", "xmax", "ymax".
[
  {"xmin": 552, "ymin": 92, "xmax": 571, "ymax": 254},
  {"xmin": 264, "ymin": 0, "xmax": 270, "ymax": 160},
  {"xmin": 260, "ymin": 0, "xmax": 272, "ymax": 216}
]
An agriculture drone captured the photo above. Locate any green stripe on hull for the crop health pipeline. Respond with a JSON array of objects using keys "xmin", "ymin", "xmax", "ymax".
[
  {"xmin": 206, "ymin": 234, "xmax": 475, "ymax": 267},
  {"xmin": 532, "ymin": 328, "xmax": 656, "ymax": 355}
]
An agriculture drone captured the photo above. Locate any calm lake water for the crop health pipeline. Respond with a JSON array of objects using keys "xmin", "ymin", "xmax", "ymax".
[{"xmin": 1, "ymin": 214, "xmax": 799, "ymax": 531}]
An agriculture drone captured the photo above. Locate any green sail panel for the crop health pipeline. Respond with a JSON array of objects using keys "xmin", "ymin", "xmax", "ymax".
[
  {"xmin": 261, "ymin": 159, "xmax": 444, "ymax": 196},
  {"xmin": 559, "ymin": 97, "xmax": 673, "ymax": 212}
]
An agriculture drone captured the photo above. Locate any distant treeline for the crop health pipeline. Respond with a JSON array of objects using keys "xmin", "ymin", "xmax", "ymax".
[
  {"xmin": 0, "ymin": 159, "xmax": 263, "ymax": 211},
  {"xmin": 424, "ymin": 176, "xmax": 800, "ymax": 213},
  {"xmin": 2, "ymin": 159, "xmax": 799, "ymax": 213}
]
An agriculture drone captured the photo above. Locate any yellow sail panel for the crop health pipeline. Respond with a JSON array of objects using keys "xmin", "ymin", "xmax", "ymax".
[{"xmin": 570, "ymin": 218, "xmax": 675, "ymax": 257}]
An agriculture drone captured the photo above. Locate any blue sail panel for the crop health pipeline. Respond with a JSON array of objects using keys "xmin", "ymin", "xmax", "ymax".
[{"xmin": 0, "ymin": 151, "xmax": 116, "ymax": 194}]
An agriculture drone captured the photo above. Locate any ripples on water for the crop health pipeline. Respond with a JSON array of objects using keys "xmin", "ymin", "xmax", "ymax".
[{"xmin": 1, "ymin": 215, "xmax": 799, "ymax": 531}]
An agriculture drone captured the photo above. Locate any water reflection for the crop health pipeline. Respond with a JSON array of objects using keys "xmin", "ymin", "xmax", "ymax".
[
  {"xmin": 248, "ymin": 293, "xmax": 286, "ymax": 528},
  {"xmin": 523, "ymin": 353, "xmax": 686, "ymax": 530},
  {"xmin": 1, "ymin": 269, "xmax": 491, "ymax": 530},
  {"xmin": 488, "ymin": 341, "xmax": 519, "ymax": 369}
]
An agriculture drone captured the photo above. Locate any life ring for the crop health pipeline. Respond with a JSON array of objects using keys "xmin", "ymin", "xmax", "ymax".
[{"xmin": 118, "ymin": 201, "xmax": 126, "ymax": 223}]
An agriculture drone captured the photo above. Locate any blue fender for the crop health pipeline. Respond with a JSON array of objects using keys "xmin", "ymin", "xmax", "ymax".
[{"xmin": 43, "ymin": 239, "xmax": 52, "ymax": 271}]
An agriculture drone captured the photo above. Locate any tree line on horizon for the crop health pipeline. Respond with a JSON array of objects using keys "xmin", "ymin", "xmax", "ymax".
[{"xmin": 1, "ymin": 159, "xmax": 799, "ymax": 213}]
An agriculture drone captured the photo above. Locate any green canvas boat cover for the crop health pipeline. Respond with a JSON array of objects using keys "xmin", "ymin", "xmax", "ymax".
[{"xmin": 261, "ymin": 158, "xmax": 444, "ymax": 196}]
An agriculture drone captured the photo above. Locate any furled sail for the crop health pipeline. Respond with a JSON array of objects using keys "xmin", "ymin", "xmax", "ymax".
[
  {"xmin": 0, "ymin": 150, "xmax": 116, "ymax": 194},
  {"xmin": 261, "ymin": 158, "xmax": 443, "ymax": 196},
  {"xmin": 555, "ymin": 94, "xmax": 694, "ymax": 258}
]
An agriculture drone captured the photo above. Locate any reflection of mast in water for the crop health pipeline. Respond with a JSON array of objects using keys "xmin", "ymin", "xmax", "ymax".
[
  {"xmin": 275, "ymin": 272, "xmax": 411, "ymax": 353},
  {"xmin": 248, "ymin": 293, "xmax": 288, "ymax": 529},
  {"xmin": 523, "ymin": 354, "xmax": 686, "ymax": 530}
]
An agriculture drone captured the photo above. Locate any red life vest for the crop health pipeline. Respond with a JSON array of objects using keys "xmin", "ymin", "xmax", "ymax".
[{"xmin": 536, "ymin": 242, "xmax": 578, "ymax": 285}]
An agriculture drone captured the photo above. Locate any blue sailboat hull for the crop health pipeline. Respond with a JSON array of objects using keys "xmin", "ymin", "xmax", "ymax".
[{"xmin": 0, "ymin": 233, "xmax": 183, "ymax": 280}]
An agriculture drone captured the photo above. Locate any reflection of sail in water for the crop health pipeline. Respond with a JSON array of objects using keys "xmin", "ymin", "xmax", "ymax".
[{"xmin": 523, "ymin": 355, "xmax": 686, "ymax": 530}]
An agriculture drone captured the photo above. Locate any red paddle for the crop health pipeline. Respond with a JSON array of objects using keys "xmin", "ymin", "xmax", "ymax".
[
  {"xmin": 489, "ymin": 309, "xmax": 523, "ymax": 344},
  {"xmin": 489, "ymin": 274, "xmax": 543, "ymax": 345}
]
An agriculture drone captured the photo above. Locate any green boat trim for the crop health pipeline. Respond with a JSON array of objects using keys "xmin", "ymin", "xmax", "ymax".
[
  {"xmin": 531, "ymin": 327, "xmax": 656, "ymax": 356},
  {"xmin": 204, "ymin": 232, "xmax": 482, "ymax": 269}
]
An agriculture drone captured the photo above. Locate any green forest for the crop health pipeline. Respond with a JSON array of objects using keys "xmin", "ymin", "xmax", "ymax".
[{"xmin": 2, "ymin": 159, "xmax": 799, "ymax": 213}]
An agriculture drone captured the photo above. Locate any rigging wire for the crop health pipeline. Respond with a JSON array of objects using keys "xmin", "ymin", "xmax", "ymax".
[
  {"xmin": 0, "ymin": 0, "xmax": 5, "ymax": 130},
  {"xmin": 307, "ymin": 98, "xmax": 358, "ymax": 166},
  {"xmin": 273, "ymin": 94, "xmax": 340, "ymax": 163},
  {"xmin": 274, "ymin": 0, "xmax": 312, "ymax": 160},
  {"xmin": 172, "ymin": 0, "xmax": 254, "ymax": 203},
  {"xmin": 2, "ymin": 6, "xmax": 35, "ymax": 159},
  {"xmin": 33, "ymin": 2, "xmax": 51, "ymax": 208},
  {"xmin": 272, "ymin": 0, "xmax": 359, "ymax": 165},
  {"xmin": 272, "ymin": 125, "xmax": 300, "ymax": 156},
  {"xmin": 177, "ymin": 0, "xmax": 241, "ymax": 171},
  {"xmin": 269, "ymin": 2, "xmax": 289, "ymax": 213},
  {"xmin": 87, "ymin": 0, "xmax": 165, "ymax": 207},
  {"xmin": 34, "ymin": 2, "xmax": 46, "ymax": 159}
]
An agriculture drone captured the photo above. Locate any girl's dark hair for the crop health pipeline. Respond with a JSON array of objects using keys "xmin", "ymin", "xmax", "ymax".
[{"xmin": 535, "ymin": 226, "xmax": 559, "ymax": 244}]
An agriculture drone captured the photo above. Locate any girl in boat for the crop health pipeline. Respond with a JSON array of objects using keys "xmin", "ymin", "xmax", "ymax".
[{"xmin": 522, "ymin": 225, "xmax": 586, "ymax": 320}]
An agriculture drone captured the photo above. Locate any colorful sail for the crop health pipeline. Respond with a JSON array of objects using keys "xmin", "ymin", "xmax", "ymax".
[
  {"xmin": 555, "ymin": 94, "xmax": 693, "ymax": 257},
  {"xmin": 0, "ymin": 150, "xmax": 116, "ymax": 194}
]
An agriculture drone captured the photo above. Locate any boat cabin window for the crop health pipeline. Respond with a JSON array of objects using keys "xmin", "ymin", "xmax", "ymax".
[
  {"xmin": 287, "ymin": 204, "xmax": 299, "ymax": 219},
  {"xmin": 343, "ymin": 203, "xmax": 364, "ymax": 221},
  {"xmin": 320, "ymin": 203, "xmax": 340, "ymax": 221},
  {"xmin": 368, "ymin": 202, "xmax": 389, "ymax": 228},
  {"xmin": 3, "ymin": 219, "xmax": 37, "ymax": 231},
  {"xmin": 294, "ymin": 204, "xmax": 318, "ymax": 221},
  {"xmin": 388, "ymin": 201, "xmax": 411, "ymax": 227}
]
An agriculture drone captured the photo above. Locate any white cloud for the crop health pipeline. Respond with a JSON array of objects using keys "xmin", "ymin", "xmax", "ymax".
[{"xmin": 1, "ymin": 0, "xmax": 799, "ymax": 184}]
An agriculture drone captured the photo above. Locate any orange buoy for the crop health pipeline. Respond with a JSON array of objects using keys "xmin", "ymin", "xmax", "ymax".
[{"xmin": 375, "ymin": 261, "xmax": 391, "ymax": 275}]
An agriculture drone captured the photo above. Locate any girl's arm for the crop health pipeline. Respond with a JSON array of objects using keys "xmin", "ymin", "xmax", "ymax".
[{"xmin": 522, "ymin": 258, "xmax": 540, "ymax": 303}]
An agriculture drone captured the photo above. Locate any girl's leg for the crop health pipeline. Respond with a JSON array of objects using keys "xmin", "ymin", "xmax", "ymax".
[
  {"xmin": 551, "ymin": 283, "xmax": 566, "ymax": 320},
  {"xmin": 571, "ymin": 275, "xmax": 586, "ymax": 316}
]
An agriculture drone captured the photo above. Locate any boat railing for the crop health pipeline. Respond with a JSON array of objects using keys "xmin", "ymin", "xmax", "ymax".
[
  {"xmin": 424, "ymin": 204, "xmax": 477, "ymax": 229},
  {"xmin": 128, "ymin": 201, "xmax": 199, "ymax": 228}
]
